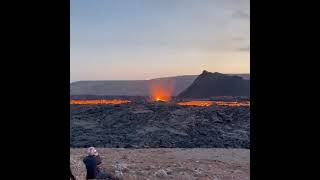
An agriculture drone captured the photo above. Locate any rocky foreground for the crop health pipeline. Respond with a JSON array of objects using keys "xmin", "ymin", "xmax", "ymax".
[
  {"xmin": 70, "ymin": 148, "xmax": 250, "ymax": 180},
  {"xmin": 70, "ymin": 100, "xmax": 250, "ymax": 148}
]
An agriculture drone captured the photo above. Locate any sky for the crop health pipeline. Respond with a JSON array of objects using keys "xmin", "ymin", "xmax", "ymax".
[{"xmin": 71, "ymin": 0, "xmax": 250, "ymax": 81}]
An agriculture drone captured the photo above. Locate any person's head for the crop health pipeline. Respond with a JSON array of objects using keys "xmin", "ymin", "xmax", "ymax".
[{"xmin": 87, "ymin": 147, "xmax": 98, "ymax": 156}]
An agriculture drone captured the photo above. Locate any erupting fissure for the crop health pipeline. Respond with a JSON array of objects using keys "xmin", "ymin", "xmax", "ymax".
[
  {"xmin": 70, "ymin": 99, "xmax": 131, "ymax": 105},
  {"xmin": 176, "ymin": 101, "xmax": 250, "ymax": 107},
  {"xmin": 149, "ymin": 80, "xmax": 175, "ymax": 102},
  {"xmin": 70, "ymin": 99, "xmax": 249, "ymax": 107},
  {"xmin": 151, "ymin": 89, "xmax": 171, "ymax": 102}
]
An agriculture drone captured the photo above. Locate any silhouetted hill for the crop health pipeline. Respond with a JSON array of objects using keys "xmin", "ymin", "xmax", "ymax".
[{"xmin": 178, "ymin": 71, "xmax": 250, "ymax": 98}]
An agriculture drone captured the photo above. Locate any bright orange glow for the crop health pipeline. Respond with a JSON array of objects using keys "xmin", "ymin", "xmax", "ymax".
[
  {"xmin": 150, "ymin": 80, "xmax": 175, "ymax": 102},
  {"xmin": 70, "ymin": 99, "xmax": 131, "ymax": 105},
  {"xmin": 177, "ymin": 101, "xmax": 250, "ymax": 107},
  {"xmin": 214, "ymin": 101, "xmax": 250, "ymax": 107},
  {"xmin": 177, "ymin": 101, "xmax": 214, "ymax": 106}
]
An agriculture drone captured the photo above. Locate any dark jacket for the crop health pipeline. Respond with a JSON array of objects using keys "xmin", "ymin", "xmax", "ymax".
[{"xmin": 83, "ymin": 155, "xmax": 102, "ymax": 179}]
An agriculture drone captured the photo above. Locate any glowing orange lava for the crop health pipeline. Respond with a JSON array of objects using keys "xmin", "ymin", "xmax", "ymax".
[
  {"xmin": 70, "ymin": 99, "xmax": 131, "ymax": 105},
  {"xmin": 215, "ymin": 101, "xmax": 250, "ymax": 107},
  {"xmin": 176, "ymin": 101, "xmax": 250, "ymax": 107},
  {"xmin": 177, "ymin": 101, "xmax": 214, "ymax": 106},
  {"xmin": 150, "ymin": 80, "xmax": 175, "ymax": 102}
]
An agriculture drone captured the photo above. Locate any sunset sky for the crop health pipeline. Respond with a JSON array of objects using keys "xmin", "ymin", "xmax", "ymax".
[{"xmin": 71, "ymin": 0, "xmax": 250, "ymax": 82}]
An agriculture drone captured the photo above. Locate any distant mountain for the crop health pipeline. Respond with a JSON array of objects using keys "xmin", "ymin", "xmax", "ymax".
[
  {"xmin": 228, "ymin": 74, "xmax": 250, "ymax": 80},
  {"xmin": 70, "ymin": 73, "xmax": 249, "ymax": 96},
  {"xmin": 177, "ymin": 71, "xmax": 250, "ymax": 98},
  {"xmin": 70, "ymin": 76, "xmax": 195, "ymax": 96}
]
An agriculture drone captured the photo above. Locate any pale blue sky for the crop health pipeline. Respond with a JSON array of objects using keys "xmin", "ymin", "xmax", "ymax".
[{"xmin": 71, "ymin": 0, "xmax": 250, "ymax": 81}]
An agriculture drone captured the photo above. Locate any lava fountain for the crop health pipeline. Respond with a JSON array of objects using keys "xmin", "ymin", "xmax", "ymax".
[
  {"xmin": 70, "ymin": 99, "xmax": 131, "ymax": 105},
  {"xmin": 149, "ymin": 79, "xmax": 175, "ymax": 102}
]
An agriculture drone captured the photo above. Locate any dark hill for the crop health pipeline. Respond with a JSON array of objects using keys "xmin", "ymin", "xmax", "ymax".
[{"xmin": 178, "ymin": 71, "xmax": 250, "ymax": 98}]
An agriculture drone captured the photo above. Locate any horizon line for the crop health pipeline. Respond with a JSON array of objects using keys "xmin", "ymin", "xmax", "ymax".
[{"xmin": 70, "ymin": 72, "xmax": 250, "ymax": 83}]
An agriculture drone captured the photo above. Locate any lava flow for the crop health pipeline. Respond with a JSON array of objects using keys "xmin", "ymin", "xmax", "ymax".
[
  {"xmin": 149, "ymin": 80, "xmax": 175, "ymax": 102},
  {"xmin": 177, "ymin": 101, "xmax": 250, "ymax": 107},
  {"xmin": 70, "ymin": 99, "xmax": 131, "ymax": 105},
  {"xmin": 177, "ymin": 101, "xmax": 214, "ymax": 106},
  {"xmin": 215, "ymin": 101, "xmax": 250, "ymax": 107}
]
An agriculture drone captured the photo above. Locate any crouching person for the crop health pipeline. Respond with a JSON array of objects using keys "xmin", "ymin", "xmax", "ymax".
[{"xmin": 83, "ymin": 147, "xmax": 119, "ymax": 180}]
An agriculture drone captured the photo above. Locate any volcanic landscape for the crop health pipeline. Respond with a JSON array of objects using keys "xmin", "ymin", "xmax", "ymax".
[
  {"xmin": 70, "ymin": 96, "xmax": 249, "ymax": 149},
  {"xmin": 70, "ymin": 71, "xmax": 250, "ymax": 149}
]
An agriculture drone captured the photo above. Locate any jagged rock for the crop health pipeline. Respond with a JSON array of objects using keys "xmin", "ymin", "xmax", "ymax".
[
  {"xmin": 211, "ymin": 114, "xmax": 223, "ymax": 123},
  {"xmin": 113, "ymin": 162, "xmax": 129, "ymax": 172},
  {"xmin": 165, "ymin": 168, "xmax": 173, "ymax": 175},
  {"xmin": 171, "ymin": 109, "xmax": 188, "ymax": 116},
  {"xmin": 115, "ymin": 170, "xmax": 123, "ymax": 179},
  {"xmin": 71, "ymin": 98, "xmax": 250, "ymax": 149},
  {"xmin": 154, "ymin": 169, "xmax": 168, "ymax": 177},
  {"xmin": 70, "ymin": 156, "xmax": 86, "ymax": 180},
  {"xmin": 131, "ymin": 109, "xmax": 153, "ymax": 114}
]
